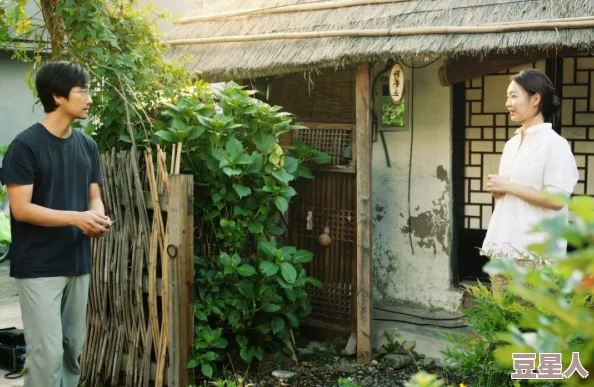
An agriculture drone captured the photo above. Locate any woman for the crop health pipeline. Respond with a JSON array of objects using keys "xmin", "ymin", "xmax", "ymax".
[{"xmin": 482, "ymin": 69, "xmax": 579, "ymax": 291}]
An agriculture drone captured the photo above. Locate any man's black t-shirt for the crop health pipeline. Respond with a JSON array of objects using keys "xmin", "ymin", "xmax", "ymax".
[{"xmin": 1, "ymin": 123, "xmax": 103, "ymax": 278}]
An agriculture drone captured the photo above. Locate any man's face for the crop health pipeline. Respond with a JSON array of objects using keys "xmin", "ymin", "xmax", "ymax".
[{"xmin": 57, "ymin": 87, "xmax": 92, "ymax": 119}]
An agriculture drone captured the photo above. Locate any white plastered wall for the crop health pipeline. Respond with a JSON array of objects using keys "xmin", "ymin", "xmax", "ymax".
[{"xmin": 371, "ymin": 60, "xmax": 463, "ymax": 312}]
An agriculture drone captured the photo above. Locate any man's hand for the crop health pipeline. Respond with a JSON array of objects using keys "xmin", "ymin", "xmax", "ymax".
[
  {"xmin": 74, "ymin": 211, "xmax": 111, "ymax": 238},
  {"xmin": 84, "ymin": 229, "xmax": 110, "ymax": 238}
]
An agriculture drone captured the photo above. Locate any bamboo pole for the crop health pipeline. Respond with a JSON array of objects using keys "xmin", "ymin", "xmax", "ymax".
[
  {"xmin": 174, "ymin": 0, "xmax": 411, "ymax": 24},
  {"xmin": 175, "ymin": 142, "xmax": 182, "ymax": 174},
  {"xmin": 168, "ymin": 18, "xmax": 594, "ymax": 46},
  {"xmin": 482, "ymin": 15, "xmax": 594, "ymax": 26}
]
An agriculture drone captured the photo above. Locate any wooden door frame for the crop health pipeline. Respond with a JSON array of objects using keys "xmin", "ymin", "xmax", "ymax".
[
  {"xmin": 451, "ymin": 56, "xmax": 563, "ymax": 284},
  {"xmin": 451, "ymin": 82, "xmax": 465, "ymax": 287}
]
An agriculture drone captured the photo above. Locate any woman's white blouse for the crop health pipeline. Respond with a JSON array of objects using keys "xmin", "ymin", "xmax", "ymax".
[{"xmin": 482, "ymin": 123, "xmax": 579, "ymax": 260}]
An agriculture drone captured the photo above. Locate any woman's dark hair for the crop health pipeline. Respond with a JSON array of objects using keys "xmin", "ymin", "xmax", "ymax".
[
  {"xmin": 35, "ymin": 61, "xmax": 89, "ymax": 113},
  {"xmin": 510, "ymin": 69, "xmax": 560, "ymax": 121}
]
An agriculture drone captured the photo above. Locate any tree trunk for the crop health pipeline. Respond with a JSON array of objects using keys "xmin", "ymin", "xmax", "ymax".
[{"xmin": 39, "ymin": 0, "xmax": 62, "ymax": 58}]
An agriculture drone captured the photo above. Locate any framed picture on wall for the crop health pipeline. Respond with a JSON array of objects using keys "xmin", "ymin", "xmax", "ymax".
[{"xmin": 374, "ymin": 76, "xmax": 411, "ymax": 134}]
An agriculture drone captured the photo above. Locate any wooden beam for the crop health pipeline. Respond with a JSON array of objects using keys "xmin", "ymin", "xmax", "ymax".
[
  {"xmin": 167, "ymin": 175, "xmax": 195, "ymax": 386},
  {"xmin": 355, "ymin": 63, "xmax": 372, "ymax": 364},
  {"xmin": 438, "ymin": 48, "xmax": 582, "ymax": 86}
]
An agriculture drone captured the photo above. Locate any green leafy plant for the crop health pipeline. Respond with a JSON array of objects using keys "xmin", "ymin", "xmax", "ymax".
[
  {"xmin": 377, "ymin": 357, "xmax": 392, "ymax": 372},
  {"xmin": 0, "ymin": 0, "xmax": 29, "ymax": 54},
  {"xmin": 484, "ymin": 195, "xmax": 594, "ymax": 386},
  {"xmin": 192, "ymin": 377, "xmax": 255, "ymax": 387},
  {"xmin": 188, "ymin": 326, "xmax": 228, "ymax": 378},
  {"xmin": 11, "ymin": 0, "xmax": 188, "ymax": 152},
  {"xmin": 208, "ymin": 382, "xmax": 237, "ymax": 387},
  {"xmin": 335, "ymin": 377, "xmax": 361, "ymax": 387},
  {"xmin": 381, "ymin": 329, "xmax": 401, "ymax": 354},
  {"xmin": 441, "ymin": 282, "xmax": 530, "ymax": 386},
  {"xmin": 58, "ymin": 1, "xmax": 187, "ymax": 149},
  {"xmin": 404, "ymin": 371, "xmax": 463, "ymax": 387},
  {"xmin": 150, "ymin": 82, "xmax": 329, "ymax": 378}
]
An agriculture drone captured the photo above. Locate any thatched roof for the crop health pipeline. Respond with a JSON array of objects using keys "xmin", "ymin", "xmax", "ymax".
[{"xmin": 165, "ymin": 0, "xmax": 594, "ymax": 81}]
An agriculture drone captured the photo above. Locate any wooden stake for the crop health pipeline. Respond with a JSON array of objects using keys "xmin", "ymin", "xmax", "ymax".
[
  {"xmin": 355, "ymin": 63, "xmax": 372, "ymax": 364},
  {"xmin": 175, "ymin": 142, "xmax": 182, "ymax": 174},
  {"xmin": 167, "ymin": 175, "xmax": 195, "ymax": 386},
  {"xmin": 171, "ymin": 143, "xmax": 177, "ymax": 175}
]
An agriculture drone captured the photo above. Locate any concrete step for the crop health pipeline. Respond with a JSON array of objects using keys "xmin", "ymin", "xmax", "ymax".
[{"xmin": 372, "ymin": 304, "xmax": 472, "ymax": 364}]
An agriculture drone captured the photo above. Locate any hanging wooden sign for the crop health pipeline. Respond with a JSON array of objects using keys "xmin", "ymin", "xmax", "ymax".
[{"xmin": 389, "ymin": 64, "xmax": 405, "ymax": 104}]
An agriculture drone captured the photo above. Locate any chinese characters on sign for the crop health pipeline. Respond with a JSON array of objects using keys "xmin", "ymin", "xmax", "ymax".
[
  {"xmin": 388, "ymin": 63, "xmax": 404, "ymax": 104},
  {"xmin": 511, "ymin": 352, "xmax": 589, "ymax": 380}
]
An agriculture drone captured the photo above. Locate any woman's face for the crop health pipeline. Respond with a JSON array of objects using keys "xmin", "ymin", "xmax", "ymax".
[{"xmin": 505, "ymin": 80, "xmax": 540, "ymax": 123}]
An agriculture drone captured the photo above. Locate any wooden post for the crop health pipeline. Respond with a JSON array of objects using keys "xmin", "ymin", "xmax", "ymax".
[
  {"xmin": 355, "ymin": 63, "xmax": 372, "ymax": 364},
  {"xmin": 167, "ymin": 175, "xmax": 195, "ymax": 386}
]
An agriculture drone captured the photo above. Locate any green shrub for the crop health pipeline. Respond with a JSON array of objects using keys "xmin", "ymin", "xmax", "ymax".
[
  {"xmin": 404, "ymin": 371, "xmax": 457, "ymax": 387},
  {"xmin": 336, "ymin": 377, "xmax": 361, "ymax": 387},
  {"xmin": 485, "ymin": 196, "xmax": 594, "ymax": 386},
  {"xmin": 152, "ymin": 82, "xmax": 330, "ymax": 378},
  {"xmin": 441, "ymin": 282, "xmax": 529, "ymax": 386}
]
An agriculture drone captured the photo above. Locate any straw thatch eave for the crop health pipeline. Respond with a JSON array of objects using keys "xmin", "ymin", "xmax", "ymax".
[{"xmin": 165, "ymin": 0, "xmax": 594, "ymax": 82}]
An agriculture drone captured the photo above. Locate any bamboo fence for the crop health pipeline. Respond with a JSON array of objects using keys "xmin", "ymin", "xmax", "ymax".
[{"xmin": 81, "ymin": 145, "xmax": 194, "ymax": 387}]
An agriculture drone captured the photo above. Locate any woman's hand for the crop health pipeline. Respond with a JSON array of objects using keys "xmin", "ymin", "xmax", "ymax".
[
  {"xmin": 487, "ymin": 175, "xmax": 564, "ymax": 211},
  {"xmin": 487, "ymin": 175, "xmax": 512, "ymax": 194}
]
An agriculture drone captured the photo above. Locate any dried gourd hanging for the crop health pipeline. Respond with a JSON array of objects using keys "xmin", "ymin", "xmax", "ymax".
[{"xmin": 319, "ymin": 222, "xmax": 331, "ymax": 247}]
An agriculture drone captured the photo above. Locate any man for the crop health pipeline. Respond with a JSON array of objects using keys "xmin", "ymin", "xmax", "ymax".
[{"xmin": 1, "ymin": 61, "xmax": 111, "ymax": 387}]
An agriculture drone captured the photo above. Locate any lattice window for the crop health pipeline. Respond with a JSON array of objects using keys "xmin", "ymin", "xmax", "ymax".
[
  {"xmin": 463, "ymin": 61, "xmax": 545, "ymax": 230},
  {"xmin": 560, "ymin": 54, "xmax": 594, "ymax": 195},
  {"xmin": 309, "ymin": 283, "xmax": 352, "ymax": 321},
  {"xmin": 293, "ymin": 122, "xmax": 355, "ymax": 167},
  {"xmin": 290, "ymin": 172, "xmax": 356, "ymax": 326}
]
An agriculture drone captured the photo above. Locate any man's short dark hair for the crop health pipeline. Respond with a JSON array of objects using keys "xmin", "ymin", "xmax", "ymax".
[{"xmin": 35, "ymin": 61, "xmax": 90, "ymax": 113}]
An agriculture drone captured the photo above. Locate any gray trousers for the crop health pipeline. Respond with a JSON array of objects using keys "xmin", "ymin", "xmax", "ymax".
[{"xmin": 15, "ymin": 275, "xmax": 90, "ymax": 387}]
